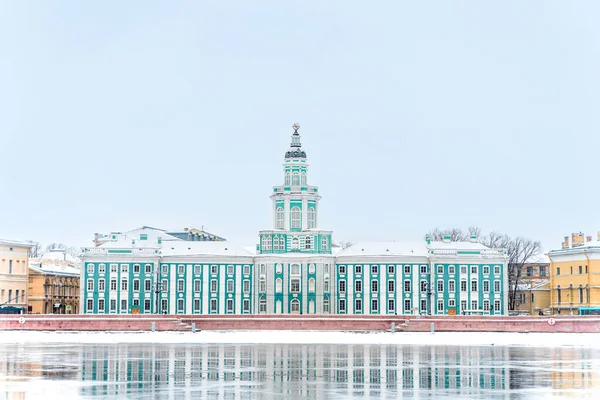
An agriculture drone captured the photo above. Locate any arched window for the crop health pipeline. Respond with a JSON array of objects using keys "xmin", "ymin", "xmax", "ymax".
[
  {"xmin": 276, "ymin": 278, "xmax": 283, "ymax": 293},
  {"xmin": 266, "ymin": 236, "xmax": 272, "ymax": 250},
  {"xmin": 280, "ymin": 237, "xmax": 285, "ymax": 250},
  {"xmin": 262, "ymin": 236, "xmax": 268, "ymax": 250},
  {"xmin": 292, "ymin": 237, "xmax": 299, "ymax": 249},
  {"xmin": 291, "ymin": 207, "xmax": 301, "ymax": 229},
  {"xmin": 579, "ymin": 286, "xmax": 584, "ymax": 303},
  {"xmin": 292, "ymin": 172, "xmax": 299, "ymax": 186},
  {"xmin": 557, "ymin": 286, "xmax": 561, "ymax": 303},
  {"xmin": 307, "ymin": 207, "xmax": 316, "ymax": 229},
  {"xmin": 309, "ymin": 278, "xmax": 315, "ymax": 293},
  {"xmin": 323, "ymin": 297, "xmax": 330, "ymax": 313},
  {"xmin": 322, "ymin": 236, "xmax": 328, "ymax": 251},
  {"xmin": 305, "ymin": 236, "xmax": 312, "ymax": 250},
  {"xmin": 291, "ymin": 264, "xmax": 301, "ymax": 275},
  {"xmin": 276, "ymin": 207, "xmax": 284, "ymax": 229},
  {"xmin": 309, "ymin": 264, "xmax": 315, "ymax": 274},
  {"xmin": 290, "ymin": 299, "xmax": 300, "ymax": 313},
  {"xmin": 301, "ymin": 172, "xmax": 307, "ymax": 185},
  {"xmin": 259, "ymin": 296, "xmax": 267, "ymax": 313},
  {"xmin": 273, "ymin": 236, "xmax": 279, "ymax": 251},
  {"xmin": 285, "ymin": 173, "xmax": 291, "ymax": 186}
]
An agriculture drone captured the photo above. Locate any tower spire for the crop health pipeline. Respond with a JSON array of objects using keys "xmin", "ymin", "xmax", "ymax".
[{"xmin": 285, "ymin": 123, "xmax": 306, "ymax": 158}]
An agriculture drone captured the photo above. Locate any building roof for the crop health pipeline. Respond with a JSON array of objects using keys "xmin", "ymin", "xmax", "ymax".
[
  {"xmin": 29, "ymin": 262, "xmax": 80, "ymax": 277},
  {"xmin": 337, "ymin": 242, "xmax": 429, "ymax": 257},
  {"xmin": 40, "ymin": 249, "xmax": 80, "ymax": 265},
  {"xmin": 98, "ymin": 227, "xmax": 181, "ymax": 249},
  {"xmin": 428, "ymin": 241, "xmax": 491, "ymax": 250},
  {"xmin": 549, "ymin": 240, "xmax": 600, "ymax": 254},
  {"xmin": 159, "ymin": 241, "xmax": 253, "ymax": 257},
  {"xmin": 0, "ymin": 238, "xmax": 33, "ymax": 248}
]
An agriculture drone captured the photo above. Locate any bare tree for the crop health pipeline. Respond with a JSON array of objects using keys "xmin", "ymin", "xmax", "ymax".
[
  {"xmin": 27, "ymin": 240, "xmax": 43, "ymax": 258},
  {"xmin": 45, "ymin": 242, "xmax": 81, "ymax": 260},
  {"xmin": 333, "ymin": 240, "xmax": 354, "ymax": 250},
  {"xmin": 429, "ymin": 227, "xmax": 542, "ymax": 311}
]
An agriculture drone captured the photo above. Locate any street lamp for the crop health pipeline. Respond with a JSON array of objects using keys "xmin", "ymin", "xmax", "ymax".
[
  {"xmin": 153, "ymin": 270, "xmax": 163, "ymax": 314},
  {"xmin": 426, "ymin": 282, "xmax": 433, "ymax": 315}
]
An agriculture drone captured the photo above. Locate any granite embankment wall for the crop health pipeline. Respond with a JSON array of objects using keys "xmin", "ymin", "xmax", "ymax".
[{"xmin": 0, "ymin": 314, "xmax": 599, "ymax": 332}]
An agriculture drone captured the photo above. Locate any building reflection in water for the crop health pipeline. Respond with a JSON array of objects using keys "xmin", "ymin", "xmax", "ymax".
[{"xmin": 1, "ymin": 343, "xmax": 600, "ymax": 399}]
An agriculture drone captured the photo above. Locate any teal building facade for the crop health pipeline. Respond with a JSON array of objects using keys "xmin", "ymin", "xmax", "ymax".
[{"xmin": 80, "ymin": 125, "xmax": 508, "ymax": 315}]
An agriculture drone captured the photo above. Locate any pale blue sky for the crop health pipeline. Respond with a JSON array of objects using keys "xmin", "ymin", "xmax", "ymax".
[{"xmin": 1, "ymin": 1, "xmax": 599, "ymax": 251}]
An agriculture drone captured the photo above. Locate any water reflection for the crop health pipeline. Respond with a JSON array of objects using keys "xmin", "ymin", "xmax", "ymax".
[{"xmin": 1, "ymin": 342, "xmax": 599, "ymax": 399}]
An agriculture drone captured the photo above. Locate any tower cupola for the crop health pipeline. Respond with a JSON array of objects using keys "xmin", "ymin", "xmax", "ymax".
[{"xmin": 285, "ymin": 123, "xmax": 306, "ymax": 159}]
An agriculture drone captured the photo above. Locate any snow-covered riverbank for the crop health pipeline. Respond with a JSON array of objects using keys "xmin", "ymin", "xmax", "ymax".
[{"xmin": 0, "ymin": 330, "xmax": 598, "ymax": 347}]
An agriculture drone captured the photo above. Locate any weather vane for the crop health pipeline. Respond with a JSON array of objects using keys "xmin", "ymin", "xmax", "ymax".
[{"xmin": 292, "ymin": 123, "xmax": 300, "ymax": 132}]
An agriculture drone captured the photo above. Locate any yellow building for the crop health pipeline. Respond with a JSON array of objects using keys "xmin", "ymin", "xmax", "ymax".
[
  {"xmin": 0, "ymin": 238, "xmax": 33, "ymax": 313},
  {"xmin": 548, "ymin": 233, "xmax": 600, "ymax": 315},
  {"xmin": 514, "ymin": 281, "xmax": 551, "ymax": 315},
  {"xmin": 28, "ymin": 250, "xmax": 80, "ymax": 314}
]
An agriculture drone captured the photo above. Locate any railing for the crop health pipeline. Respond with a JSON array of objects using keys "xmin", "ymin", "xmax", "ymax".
[
  {"xmin": 82, "ymin": 248, "xmax": 159, "ymax": 255},
  {"xmin": 431, "ymin": 249, "xmax": 506, "ymax": 257}
]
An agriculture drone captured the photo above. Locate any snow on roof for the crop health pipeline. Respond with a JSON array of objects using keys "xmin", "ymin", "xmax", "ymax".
[
  {"xmin": 428, "ymin": 241, "xmax": 491, "ymax": 250},
  {"xmin": 243, "ymin": 246, "xmax": 257, "ymax": 255},
  {"xmin": 337, "ymin": 242, "xmax": 428, "ymax": 257},
  {"xmin": 29, "ymin": 261, "xmax": 80, "ymax": 277},
  {"xmin": 529, "ymin": 253, "xmax": 550, "ymax": 263},
  {"xmin": 41, "ymin": 250, "xmax": 80, "ymax": 264},
  {"xmin": 549, "ymin": 240, "xmax": 600, "ymax": 253},
  {"xmin": 99, "ymin": 227, "xmax": 181, "ymax": 249},
  {"xmin": 160, "ymin": 241, "xmax": 253, "ymax": 257},
  {"xmin": 0, "ymin": 238, "xmax": 33, "ymax": 247}
]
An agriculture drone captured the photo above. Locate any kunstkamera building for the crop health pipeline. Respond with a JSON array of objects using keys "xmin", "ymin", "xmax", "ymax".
[{"xmin": 80, "ymin": 125, "xmax": 508, "ymax": 316}]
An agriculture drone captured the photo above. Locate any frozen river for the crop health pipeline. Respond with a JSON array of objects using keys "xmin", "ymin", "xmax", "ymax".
[{"xmin": 1, "ymin": 333, "xmax": 599, "ymax": 399}]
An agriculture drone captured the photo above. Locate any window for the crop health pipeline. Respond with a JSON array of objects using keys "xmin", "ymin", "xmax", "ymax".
[
  {"xmin": 243, "ymin": 299, "xmax": 250, "ymax": 312},
  {"xmin": 437, "ymin": 280, "xmax": 444, "ymax": 292},
  {"xmin": 211, "ymin": 280, "xmax": 218, "ymax": 293},
  {"xmin": 176, "ymin": 279, "xmax": 183, "ymax": 292},
  {"xmin": 371, "ymin": 280, "xmax": 378, "ymax": 293},
  {"xmin": 243, "ymin": 280, "xmax": 250, "ymax": 293},
  {"xmin": 194, "ymin": 299, "xmax": 201, "ymax": 312},
  {"xmin": 161, "ymin": 279, "xmax": 167, "ymax": 291},
  {"xmin": 194, "ymin": 265, "xmax": 201, "ymax": 275},
  {"xmin": 144, "ymin": 279, "xmax": 151, "ymax": 291},
  {"xmin": 339, "ymin": 280, "xmax": 346, "ymax": 293},
  {"xmin": 291, "ymin": 206, "xmax": 301, "ymax": 229},
  {"xmin": 98, "ymin": 299, "xmax": 105, "ymax": 312},
  {"xmin": 194, "ymin": 280, "xmax": 201, "ymax": 292},
  {"xmin": 121, "ymin": 279, "xmax": 128, "ymax": 291},
  {"xmin": 285, "ymin": 173, "xmax": 290, "ymax": 185},
  {"xmin": 144, "ymin": 299, "xmax": 151, "ymax": 312},
  {"xmin": 471, "ymin": 300, "xmax": 478, "ymax": 310},
  {"xmin": 460, "ymin": 266, "xmax": 467, "ymax": 274},
  {"xmin": 420, "ymin": 265, "xmax": 428, "ymax": 274},
  {"xmin": 371, "ymin": 299, "xmax": 379, "ymax": 313},
  {"xmin": 404, "ymin": 299, "xmax": 411, "ymax": 312},
  {"xmin": 87, "ymin": 264, "xmax": 94, "ymax": 274},
  {"xmin": 110, "ymin": 264, "xmax": 118, "ymax": 273},
  {"xmin": 388, "ymin": 280, "xmax": 395, "ymax": 293},
  {"xmin": 483, "ymin": 265, "xmax": 490, "ymax": 274},
  {"xmin": 323, "ymin": 297, "xmax": 330, "ymax": 313},
  {"xmin": 355, "ymin": 299, "xmax": 362, "ymax": 312},
  {"xmin": 291, "ymin": 264, "xmax": 300, "ymax": 275},
  {"xmin": 210, "ymin": 299, "xmax": 218, "ymax": 313},
  {"xmin": 121, "ymin": 264, "xmax": 128, "ymax": 273},
  {"xmin": 87, "ymin": 299, "xmax": 94, "ymax": 312},
  {"xmin": 110, "ymin": 299, "xmax": 117, "ymax": 311},
  {"xmin": 280, "ymin": 237, "xmax": 285, "ymax": 250},
  {"xmin": 339, "ymin": 299, "xmax": 346, "ymax": 312},
  {"xmin": 494, "ymin": 300, "xmax": 501, "ymax": 312},
  {"xmin": 556, "ymin": 267, "xmax": 561, "ymax": 275},
  {"xmin": 121, "ymin": 299, "xmax": 128, "ymax": 312},
  {"xmin": 87, "ymin": 279, "xmax": 94, "ymax": 291},
  {"xmin": 161, "ymin": 264, "xmax": 168, "ymax": 275},
  {"xmin": 301, "ymin": 172, "xmax": 307, "ymax": 185},
  {"xmin": 264, "ymin": 236, "xmax": 272, "ymax": 251},
  {"xmin": 355, "ymin": 265, "xmax": 362, "ymax": 274},
  {"xmin": 448, "ymin": 299, "xmax": 455, "ymax": 307},
  {"xmin": 133, "ymin": 264, "xmax": 140, "ymax": 273},
  {"xmin": 483, "ymin": 281, "xmax": 489, "ymax": 292},
  {"xmin": 243, "ymin": 265, "xmax": 250, "ymax": 275},
  {"xmin": 275, "ymin": 278, "xmax": 283, "ymax": 293},
  {"xmin": 98, "ymin": 264, "xmax": 105, "ymax": 274},
  {"xmin": 98, "ymin": 279, "xmax": 105, "ymax": 291},
  {"xmin": 292, "ymin": 172, "xmax": 299, "ymax": 186},
  {"xmin": 448, "ymin": 265, "xmax": 455, "ymax": 274},
  {"xmin": 557, "ymin": 287, "xmax": 562, "ymax": 303},
  {"xmin": 471, "ymin": 266, "xmax": 477, "ymax": 274},
  {"xmin": 371, "ymin": 265, "xmax": 378, "ymax": 274},
  {"xmin": 355, "ymin": 280, "xmax": 362, "ymax": 293},
  {"xmin": 309, "ymin": 264, "xmax": 315, "ymax": 274},
  {"xmin": 305, "ymin": 236, "xmax": 312, "ymax": 250},
  {"xmin": 578, "ymin": 265, "xmax": 583, "ymax": 274},
  {"xmin": 273, "ymin": 236, "xmax": 279, "ymax": 251},
  {"xmin": 339, "ymin": 265, "xmax": 346, "ymax": 274},
  {"xmin": 483, "ymin": 300, "xmax": 490, "ymax": 311},
  {"xmin": 161, "ymin": 299, "xmax": 167, "ymax": 313},
  {"xmin": 388, "ymin": 299, "xmax": 395, "ymax": 312},
  {"xmin": 460, "ymin": 300, "xmax": 467, "ymax": 311},
  {"xmin": 290, "ymin": 299, "xmax": 300, "ymax": 313},
  {"xmin": 539, "ymin": 266, "xmax": 546, "ymax": 277},
  {"xmin": 471, "ymin": 280, "xmax": 477, "ymax": 292},
  {"xmin": 276, "ymin": 207, "xmax": 284, "ymax": 229},
  {"xmin": 570, "ymin": 266, "xmax": 573, "ymax": 274},
  {"xmin": 133, "ymin": 279, "xmax": 140, "ymax": 291},
  {"xmin": 291, "ymin": 279, "xmax": 300, "ymax": 293},
  {"xmin": 322, "ymin": 236, "xmax": 328, "ymax": 251},
  {"xmin": 227, "ymin": 265, "xmax": 234, "ymax": 275},
  {"xmin": 227, "ymin": 299, "xmax": 234, "ymax": 313},
  {"xmin": 308, "ymin": 208, "xmax": 316, "ymax": 229},
  {"xmin": 260, "ymin": 279, "xmax": 266, "ymax": 292},
  {"xmin": 579, "ymin": 287, "xmax": 584, "ymax": 303},
  {"xmin": 110, "ymin": 279, "xmax": 117, "ymax": 291},
  {"xmin": 420, "ymin": 281, "xmax": 427, "ymax": 292},
  {"xmin": 324, "ymin": 264, "xmax": 330, "ymax": 274},
  {"xmin": 494, "ymin": 265, "xmax": 501, "ymax": 275},
  {"xmin": 437, "ymin": 265, "xmax": 443, "ymax": 274},
  {"xmin": 404, "ymin": 280, "xmax": 411, "ymax": 292},
  {"xmin": 259, "ymin": 297, "xmax": 267, "ymax": 313},
  {"xmin": 227, "ymin": 280, "xmax": 234, "ymax": 293},
  {"xmin": 494, "ymin": 281, "xmax": 500, "ymax": 292},
  {"xmin": 324, "ymin": 279, "xmax": 330, "ymax": 292},
  {"xmin": 145, "ymin": 264, "xmax": 152, "ymax": 274},
  {"xmin": 309, "ymin": 278, "xmax": 315, "ymax": 293},
  {"xmin": 460, "ymin": 280, "xmax": 467, "ymax": 292},
  {"xmin": 437, "ymin": 300, "xmax": 444, "ymax": 312},
  {"xmin": 260, "ymin": 264, "xmax": 266, "ymax": 275}
]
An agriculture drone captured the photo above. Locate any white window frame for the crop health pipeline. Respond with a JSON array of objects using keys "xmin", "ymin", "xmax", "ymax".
[{"xmin": 291, "ymin": 206, "xmax": 301, "ymax": 229}]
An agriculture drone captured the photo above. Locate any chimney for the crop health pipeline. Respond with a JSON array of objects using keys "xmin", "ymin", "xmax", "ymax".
[
  {"xmin": 564, "ymin": 236, "xmax": 569, "ymax": 248},
  {"xmin": 587, "ymin": 236, "xmax": 592, "ymax": 242},
  {"xmin": 184, "ymin": 227, "xmax": 189, "ymax": 232},
  {"xmin": 572, "ymin": 232, "xmax": 584, "ymax": 248},
  {"xmin": 470, "ymin": 235, "xmax": 477, "ymax": 243},
  {"xmin": 425, "ymin": 234, "xmax": 431, "ymax": 245},
  {"xmin": 157, "ymin": 237, "xmax": 162, "ymax": 245},
  {"xmin": 442, "ymin": 234, "xmax": 451, "ymax": 243}
]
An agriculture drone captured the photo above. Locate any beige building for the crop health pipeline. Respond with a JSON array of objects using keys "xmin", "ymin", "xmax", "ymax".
[{"xmin": 0, "ymin": 238, "xmax": 33, "ymax": 313}]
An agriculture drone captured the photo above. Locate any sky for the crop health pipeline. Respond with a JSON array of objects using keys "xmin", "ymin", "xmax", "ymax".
[{"xmin": 1, "ymin": 1, "xmax": 600, "ymax": 252}]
